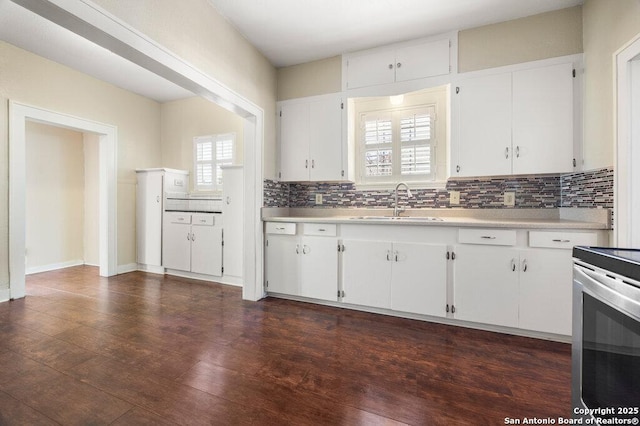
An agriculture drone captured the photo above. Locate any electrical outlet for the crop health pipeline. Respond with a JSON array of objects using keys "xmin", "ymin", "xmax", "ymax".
[
  {"xmin": 449, "ymin": 191, "xmax": 460, "ymax": 205},
  {"xmin": 504, "ymin": 192, "xmax": 516, "ymax": 207},
  {"xmin": 315, "ymin": 194, "xmax": 323, "ymax": 205}
]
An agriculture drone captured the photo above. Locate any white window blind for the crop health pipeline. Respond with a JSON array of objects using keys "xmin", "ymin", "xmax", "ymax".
[
  {"xmin": 358, "ymin": 106, "xmax": 434, "ymax": 183},
  {"xmin": 193, "ymin": 133, "xmax": 235, "ymax": 191}
]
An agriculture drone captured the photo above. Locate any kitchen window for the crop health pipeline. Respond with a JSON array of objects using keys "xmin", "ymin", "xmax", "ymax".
[
  {"xmin": 358, "ymin": 106, "xmax": 435, "ymax": 183},
  {"xmin": 352, "ymin": 85, "xmax": 447, "ymax": 186},
  {"xmin": 193, "ymin": 133, "xmax": 235, "ymax": 191}
]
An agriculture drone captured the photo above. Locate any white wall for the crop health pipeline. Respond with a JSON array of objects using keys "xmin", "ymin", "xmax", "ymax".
[
  {"xmin": 25, "ymin": 122, "xmax": 85, "ymax": 272},
  {"xmin": 84, "ymin": 133, "xmax": 100, "ymax": 266}
]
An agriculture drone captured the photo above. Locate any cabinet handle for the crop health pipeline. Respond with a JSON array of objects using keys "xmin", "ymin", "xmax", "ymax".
[
  {"xmin": 187, "ymin": 233, "xmax": 191, "ymax": 241},
  {"xmin": 305, "ymin": 159, "xmax": 308, "ymax": 169},
  {"xmin": 552, "ymin": 239, "xmax": 571, "ymax": 243},
  {"xmin": 480, "ymin": 236, "xmax": 496, "ymax": 240},
  {"xmin": 396, "ymin": 62, "xmax": 402, "ymax": 68},
  {"xmin": 226, "ymin": 196, "xmax": 231, "ymax": 205},
  {"xmin": 394, "ymin": 251, "xmax": 399, "ymax": 262},
  {"xmin": 456, "ymin": 165, "xmax": 460, "ymax": 173},
  {"xmin": 522, "ymin": 259, "xmax": 528, "ymax": 272},
  {"xmin": 311, "ymin": 159, "xmax": 315, "ymax": 169},
  {"xmin": 505, "ymin": 147, "xmax": 509, "ymax": 159},
  {"xmin": 318, "ymin": 228, "xmax": 326, "ymax": 232},
  {"xmin": 275, "ymin": 227, "xmax": 285, "ymax": 230},
  {"xmin": 156, "ymin": 195, "xmax": 160, "ymax": 203},
  {"xmin": 191, "ymin": 233, "xmax": 195, "ymax": 241},
  {"xmin": 303, "ymin": 245, "xmax": 310, "ymax": 255},
  {"xmin": 516, "ymin": 146, "xmax": 520, "ymax": 158},
  {"xmin": 296, "ymin": 244, "xmax": 300, "ymax": 254},
  {"xmin": 511, "ymin": 259, "xmax": 517, "ymax": 272},
  {"xmin": 388, "ymin": 63, "xmax": 394, "ymax": 69},
  {"xmin": 386, "ymin": 251, "xmax": 391, "ymax": 261}
]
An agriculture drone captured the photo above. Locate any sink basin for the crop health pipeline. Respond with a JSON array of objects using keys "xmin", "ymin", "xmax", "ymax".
[{"xmin": 349, "ymin": 216, "xmax": 443, "ymax": 221}]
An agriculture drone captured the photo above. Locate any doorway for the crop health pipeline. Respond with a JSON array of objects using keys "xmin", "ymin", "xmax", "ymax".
[{"xmin": 9, "ymin": 102, "xmax": 117, "ymax": 300}]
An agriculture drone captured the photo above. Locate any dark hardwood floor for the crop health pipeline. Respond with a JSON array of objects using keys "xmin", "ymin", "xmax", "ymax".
[{"xmin": 0, "ymin": 266, "xmax": 571, "ymax": 425}]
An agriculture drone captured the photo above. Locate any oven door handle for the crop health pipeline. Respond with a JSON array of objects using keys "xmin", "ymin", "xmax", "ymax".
[{"xmin": 574, "ymin": 265, "xmax": 640, "ymax": 321}]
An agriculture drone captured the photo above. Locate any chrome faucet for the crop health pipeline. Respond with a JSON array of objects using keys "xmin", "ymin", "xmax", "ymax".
[{"xmin": 393, "ymin": 182, "xmax": 413, "ymax": 217}]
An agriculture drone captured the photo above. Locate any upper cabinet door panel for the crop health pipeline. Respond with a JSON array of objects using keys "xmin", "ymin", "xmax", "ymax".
[
  {"xmin": 346, "ymin": 50, "xmax": 396, "ymax": 89},
  {"xmin": 395, "ymin": 39, "xmax": 450, "ymax": 82},
  {"xmin": 279, "ymin": 102, "xmax": 310, "ymax": 182},
  {"xmin": 512, "ymin": 62, "xmax": 573, "ymax": 175},
  {"xmin": 309, "ymin": 96, "xmax": 343, "ymax": 181},
  {"xmin": 457, "ymin": 72, "xmax": 512, "ymax": 177}
]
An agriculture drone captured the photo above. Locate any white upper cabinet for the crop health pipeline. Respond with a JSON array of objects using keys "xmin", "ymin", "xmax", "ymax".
[
  {"xmin": 345, "ymin": 38, "xmax": 450, "ymax": 90},
  {"xmin": 512, "ymin": 62, "xmax": 574, "ymax": 175},
  {"xmin": 456, "ymin": 72, "xmax": 512, "ymax": 177},
  {"xmin": 453, "ymin": 59, "xmax": 577, "ymax": 178},
  {"xmin": 278, "ymin": 92, "xmax": 347, "ymax": 182}
]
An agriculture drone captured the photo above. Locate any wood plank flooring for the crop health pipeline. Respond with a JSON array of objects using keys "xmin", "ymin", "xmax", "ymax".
[{"xmin": 0, "ymin": 266, "xmax": 571, "ymax": 425}]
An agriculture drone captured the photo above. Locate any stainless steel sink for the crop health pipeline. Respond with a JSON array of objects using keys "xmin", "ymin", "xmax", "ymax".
[{"xmin": 349, "ymin": 216, "xmax": 443, "ymax": 221}]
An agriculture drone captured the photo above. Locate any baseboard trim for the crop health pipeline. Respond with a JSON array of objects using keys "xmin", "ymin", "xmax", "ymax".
[
  {"xmin": 26, "ymin": 260, "xmax": 84, "ymax": 275},
  {"xmin": 0, "ymin": 288, "xmax": 11, "ymax": 303},
  {"xmin": 136, "ymin": 264, "xmax": 165, "ymax": 275},
  {"xmin": 117, "ymin": 263, "xmax": 138, "ymax": 274}
]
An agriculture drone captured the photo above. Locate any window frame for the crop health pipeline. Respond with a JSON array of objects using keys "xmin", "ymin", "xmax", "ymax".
[
  {"xmin": 193, "ymin": 132, "xmax": 236, "ymax": 192},
  {"xmin": 356, "ymin": 105, "xmax": 436, "ymax": 185}
]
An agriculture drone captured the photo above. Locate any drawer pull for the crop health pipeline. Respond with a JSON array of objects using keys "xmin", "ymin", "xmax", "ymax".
[
  {"xmin": 552, "ymin": 239, "xmax": 571, "ymax": 243},
  {"xmin": 481, "ymin": 236, "xmax": 496, "ymax": 240},
  {"xmin": 275, "ymin": 227, "xmax": 285, "ymax": 230},
  {"xmin": 317, "ymin": 228, "xmax": 326, "ymax": 232}
]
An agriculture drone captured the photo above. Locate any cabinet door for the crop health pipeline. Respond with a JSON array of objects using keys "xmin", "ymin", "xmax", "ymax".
[
  {"xmin": 512, "ymin": 62, "xmax": 573, "ymax": 174},
  {"xmin": 222, "ymin": 167, "xmax": 243, "ymax": 278},
  {"xmin": 136, "ymin": 171, "xmax": 163, "ymax": 266},
  {"xmin": 456, "ymin": 72, "xmax": 512, "ymax": 177},
  {"xmin": 453, "ymin": 245, "xmax": 519, "ymax": 328},
  {"xmin": 345, "ymin": 50, "xmax": 396, "ymax": 89},
  {"xmin": 299, "ymin": 237, "xmax": 338, "ymax": 301},
  {"xmin": 395, "ymin": 39, "xmax": 450, "ymax": 82},
  {"xmin": 279, "ymin": 102, "xmax": 310, "ymax": 181},
  {"xmin": 519, "ymin": 249, "xmax": 573, "ymax": 335},
  {"xmin": 341, "ymin": 240, "xmax": 391, "ymax": 309},
  {"xmin": 391, "ymin": 243, "xmax": 447, "ymax": 317},
  {"xmin": 265, "ymin": 235, "xmax": 300, "ymax": 295},
  {"xmin": 309, "ymin": 96, "xmax": 343, "ymax": 181},
  {"xmin": 162, "ymin": 221, "xmax": 191, "ymax": 272},
  {"xmin": 191, "ymin": 225, "xmax": 223, "ymax": 276}
]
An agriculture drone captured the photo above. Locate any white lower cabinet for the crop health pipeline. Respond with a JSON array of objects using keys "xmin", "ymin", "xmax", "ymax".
[
  {"xmin": 265, "ymin": 223, "xmax": 338, "ymax": 301},
  {"xmin": 453, "ymin": 245, "xmax": 520, "ymax": 328},
  {"xmin": 163, "ymin": 212, "xmax": 223, "ymax": 276},
  {"xmin": 341, "ymin": 240, "xmax": 447, "ymax": 317}
]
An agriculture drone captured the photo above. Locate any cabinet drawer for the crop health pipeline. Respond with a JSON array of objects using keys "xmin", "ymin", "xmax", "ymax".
[
  {"xmin": 529, "ymin": 231, "xmax": 598, "ymax": 249},
  {"xmin": 265, "ymin": 222, "xmax": 297, "ymax": 235},
  {"xmin": 303, "ymin": 223, "xmax": 337, "ymax": 237},
  {"xmin": 192, "ymin": 213, "xmax": 216, "ymax": 226},
  {"xmin": 166, "ymin": 212, "xmax": 191, "ymax": 224},
  {"xmin": 458, "ymin": 228, "xmax": 516, "ymax": 246}
]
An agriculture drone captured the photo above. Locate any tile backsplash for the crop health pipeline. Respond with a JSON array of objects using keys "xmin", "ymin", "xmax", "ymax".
[{"xmin": 264, "ymin": 167, "xmax": 614, "ymax": 210}]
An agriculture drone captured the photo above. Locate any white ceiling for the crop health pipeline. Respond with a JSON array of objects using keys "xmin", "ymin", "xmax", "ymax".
[
  {"xmin": 0, "ymin": 0, "xmax": 193, "ymax": 103},
  {"xmin": 0, "ymin": 0, "xmax": 583, "ymax": 102},
  {"xmin": 209, "ymin": 0, "xmax": 583, "ymax": 68}
]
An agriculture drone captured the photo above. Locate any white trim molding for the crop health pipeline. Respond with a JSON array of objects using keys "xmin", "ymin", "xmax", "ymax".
[{"xmin": 9, "ymin": 101, "xmax": 118, "ymax": 300}]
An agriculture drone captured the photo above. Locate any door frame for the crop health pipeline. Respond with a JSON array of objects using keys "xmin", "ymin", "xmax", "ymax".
[
  {"xmin": 9, "ymin": 102, "xmax": 118, "ymax": 299},
  {"xmin": 615, "ymin": 33, "xmax": 640, "ymax": 247}
]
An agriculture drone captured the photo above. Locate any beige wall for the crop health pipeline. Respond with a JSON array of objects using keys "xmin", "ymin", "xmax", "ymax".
[
  {"xmin": 160, "ymin": 97, "xmax": 245, "ymax": 192},
  {"xmin": 25, "ymin": 122, "xmax": 85, "ymax": 271},
  {"xmin": 458, "ymin": 6, "xmax": 583, "ymax": 73},
  {"xmin": 582, "ymin": 0, "xmax": 640, "ymax": 170},
  {"xmin": 0, "ymin": 40, "xmax": 162, "ymax": 285},
  {"xmin": 277, "ymin": 56, "xmax": 342, "ymax": 101},
  {"xmin": 91, "ymin": 0, "xmax": 278, "ymax": 178}
]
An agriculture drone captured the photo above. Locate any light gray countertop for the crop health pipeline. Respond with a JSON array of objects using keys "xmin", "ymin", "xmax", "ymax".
[{"xmin": 261, "ymin": 207, "xmax": 611, "ymax": 230}]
